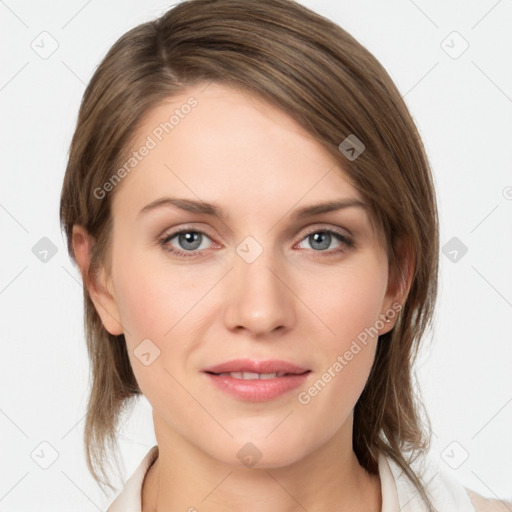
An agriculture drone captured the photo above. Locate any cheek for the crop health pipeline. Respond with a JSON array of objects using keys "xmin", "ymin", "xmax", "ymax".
[
  {"xmin": 111, "ymin": 251, "xmax": 213, "ymax": 388},
  {"xmin": 295, "ymin": 257, "xmax": 386, "ymax": 410},
  {"xmin": 115, "ymin": 276, "xmax": 183, "ymax": 403},
  {"xmin": 299, "ymin": 256, "xmax": 388, "ymax": 349},
  {"xmin": 113, "ymin": 247, "xmax": 205, "ymax": 341},
  {"xmin": 116, "ymin": 273, "xmax": 166, "ymax": 342}
]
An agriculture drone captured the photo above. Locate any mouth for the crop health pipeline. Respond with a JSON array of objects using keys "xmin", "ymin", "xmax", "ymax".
[
  {"xmin": 205, "ymin": 370, "xmax": 311, "ymax": 380},
  {"xmin": 202, "ymin": 358, "xmax": 310, "ymax": 375},
  {"xmin": 202, "ymin": 359, "xmax": 312, "ymax": 401}
]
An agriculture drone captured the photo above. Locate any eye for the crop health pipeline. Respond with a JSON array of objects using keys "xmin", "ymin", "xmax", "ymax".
[
  {"xmin": 159, "ymin": 226, "xmax": 354, "ymax": 259},
  {"xmin": 159, "ymin": 229, "xmax": 215, "ymax": 258},
  {"xmin": 296, "ymin": 228, "xmax": 354, "ymax": 255}
]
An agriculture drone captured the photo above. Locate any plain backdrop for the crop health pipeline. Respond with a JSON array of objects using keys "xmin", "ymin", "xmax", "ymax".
[{"xmin": 1, "ymin": 0, "xmax": 511, "ymax": 510}]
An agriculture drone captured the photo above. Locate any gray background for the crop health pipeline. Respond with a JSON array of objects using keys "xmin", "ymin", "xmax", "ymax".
[{"xmin": 1, "ymin": 0, "xmax": 511, "ymax": 509}]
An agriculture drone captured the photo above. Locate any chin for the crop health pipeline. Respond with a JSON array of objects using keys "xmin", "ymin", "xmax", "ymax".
[{"xmin": 205, "ymin": 431, "xmax": 316, "ymax": 470}]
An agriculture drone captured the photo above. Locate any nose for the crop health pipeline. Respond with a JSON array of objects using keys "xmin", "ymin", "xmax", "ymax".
[{"xmin": 223, "ymin": 248, "xmax": 296, "ymax": 337}]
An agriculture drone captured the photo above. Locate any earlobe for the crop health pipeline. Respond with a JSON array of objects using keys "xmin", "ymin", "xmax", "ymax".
[{"xmin": 71, "ymin": 224, "xmax": 124, "ymax": 336}]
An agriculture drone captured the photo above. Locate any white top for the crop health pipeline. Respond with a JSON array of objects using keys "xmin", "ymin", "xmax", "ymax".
[{"xmin": 107, "ymin": 445, "xmax": 508, "ymax": 512}]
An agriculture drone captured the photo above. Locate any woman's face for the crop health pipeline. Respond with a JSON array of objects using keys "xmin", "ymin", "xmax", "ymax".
[{"xmin": 87, "ymin": 82, "xmax": 401, "ymax": 467}]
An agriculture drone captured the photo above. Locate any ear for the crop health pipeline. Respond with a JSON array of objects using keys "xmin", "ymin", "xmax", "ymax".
[
  {"xmin": 378, "ymin": 235, "xmax": 414, "ymax": 336},
  {"xmin": 72, "ymin": 224, "xmax": 124, "ymax": 336}
]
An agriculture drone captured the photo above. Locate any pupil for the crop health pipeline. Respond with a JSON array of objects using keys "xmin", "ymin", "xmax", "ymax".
[
  {"xmin": 310, "ymin": 232, "xmax": 330, "ymax": 250},
  {"xmin": 179, "ymin": 232, "xmax": 201, "ymax": 250}
]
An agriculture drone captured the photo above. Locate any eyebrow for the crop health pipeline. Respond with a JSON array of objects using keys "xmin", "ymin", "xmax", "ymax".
[{"xmin": 137, "ymin": 197, "xmax": 368, "ymax": 220}]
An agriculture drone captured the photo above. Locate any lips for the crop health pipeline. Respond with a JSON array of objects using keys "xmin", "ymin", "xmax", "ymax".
[
  {"xmin": 202, "ymin": 358, "xmax": 310, "ymax": 376},
  {"xmin": 202, "ymin": 359, "xmax": 311, "ymax": 401}
]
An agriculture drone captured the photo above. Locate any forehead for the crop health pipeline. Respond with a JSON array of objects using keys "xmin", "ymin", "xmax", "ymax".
[{"xmin": 111, "ymin": 82, "xmax": 367, "ymax": 225}]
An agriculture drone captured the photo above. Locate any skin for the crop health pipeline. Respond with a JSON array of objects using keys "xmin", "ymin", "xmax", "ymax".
[{"xmin": 73, "ymin": 82, "xmax": 411, "ymax": 512}]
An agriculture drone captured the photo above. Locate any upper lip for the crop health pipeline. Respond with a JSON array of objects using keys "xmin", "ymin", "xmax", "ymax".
[{"xmin": 203, "ymin": 359, "xmax": 310, "ymax": 375}]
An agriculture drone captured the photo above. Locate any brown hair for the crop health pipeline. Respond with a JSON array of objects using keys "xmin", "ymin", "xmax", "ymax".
[{"xmin": 59, "ymin": 0, "xmax": 439, "ymax": 508}]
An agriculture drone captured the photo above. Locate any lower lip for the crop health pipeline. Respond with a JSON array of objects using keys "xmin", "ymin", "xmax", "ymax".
[{"xmin": 204, "ymin": 372, "xmax": 311, "ymax": 402}]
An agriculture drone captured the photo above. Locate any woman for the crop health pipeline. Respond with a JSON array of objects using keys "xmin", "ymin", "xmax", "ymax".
[{"xmin": 59, "ymin": 0, "xmax": 510, "ymax": 510}]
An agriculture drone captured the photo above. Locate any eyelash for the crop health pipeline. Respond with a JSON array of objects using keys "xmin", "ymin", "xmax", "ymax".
[{"xmin": 158, "ymin": 226, "xmax": 355, "ymax": 259}]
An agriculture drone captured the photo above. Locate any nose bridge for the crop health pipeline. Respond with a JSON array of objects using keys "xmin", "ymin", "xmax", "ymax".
[{"xmin": 223, "ymin": 239, "xmax": 295, "ymax": 334}]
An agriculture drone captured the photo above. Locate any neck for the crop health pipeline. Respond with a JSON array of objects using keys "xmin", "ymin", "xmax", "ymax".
[{"xmin": 142, "ymin": 417, "xmax": 381, "ymax": 512}]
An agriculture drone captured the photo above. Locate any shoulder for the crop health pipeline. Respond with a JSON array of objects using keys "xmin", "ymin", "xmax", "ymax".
[
  {"xmin": 466, "ymin": 488, "xmax": 512, "ymax": 512},
  {"xmin": 382, "ymin": 450, "xmax": 512, "ymax": 512}
]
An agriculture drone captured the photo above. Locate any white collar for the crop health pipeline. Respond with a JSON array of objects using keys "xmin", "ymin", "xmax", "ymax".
[{"xmin": 107, "ymin": 445, "xmax": 475, "ymax": 512}]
